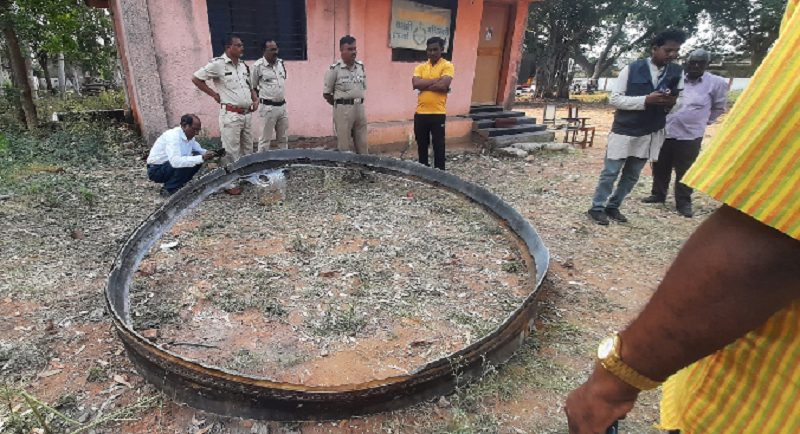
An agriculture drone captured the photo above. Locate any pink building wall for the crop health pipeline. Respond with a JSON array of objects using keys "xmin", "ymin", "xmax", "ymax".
[{"xmin": 109, "ymin": 0, "xmax": 532, "ymax": 145}]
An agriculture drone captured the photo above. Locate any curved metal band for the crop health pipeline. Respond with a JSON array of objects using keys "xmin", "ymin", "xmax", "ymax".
[{"xmin": 106, "ymin": 150, "xmax": 549, "ymax": 421}]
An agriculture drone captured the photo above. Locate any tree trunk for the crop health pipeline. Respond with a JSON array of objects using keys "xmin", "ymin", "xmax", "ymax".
[
  {"xmin": 38, "ymin": 52, "xmax": 54, "ymax": 92},
  {"xmin": 58, "ymin": 53, "xmax": 66, "ymax": 97},
  {"xmin": 0, "ymin": 0, "xmax": 38, "ymax": 129},
  {"xmin": 71, "ymin": 66, "xmax": 82, "ymax": 96}
]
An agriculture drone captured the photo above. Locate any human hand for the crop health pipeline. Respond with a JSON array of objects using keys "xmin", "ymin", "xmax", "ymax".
[
  {"xmin": 644, "ymin": 91, "xmax": 671, "ymax": 106},
  {"xmin": 565, "ymin": 364, "xmax": 639, "ymax": 434},
  {"xmin": 251, "ymin": 99, "xmax": 259, "ymax": 111},
  {"xmin": 203, "ymin": 152, "xmax": 216, "ymax": 161},
  {"xmin": 213, "ymin": 92, "xmax": 221, "ymax": 104}
]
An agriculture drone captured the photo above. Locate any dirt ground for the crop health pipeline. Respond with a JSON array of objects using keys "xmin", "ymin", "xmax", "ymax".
[{"xmin": 0, "ymin": 101, "xmax": 724, "ymax": 433}]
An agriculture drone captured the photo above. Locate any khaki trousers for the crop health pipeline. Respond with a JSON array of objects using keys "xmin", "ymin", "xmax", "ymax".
[
  {"xmin": 219, "ymin": 109, "xmax": 253, "ymax": 166},
  {"xmin": 257, "ymin": 104, "xmax": 289, "ymax": 152},
  {"xmin": 333, "ymin": 103, "xmax": 369, "ymax": 155}
]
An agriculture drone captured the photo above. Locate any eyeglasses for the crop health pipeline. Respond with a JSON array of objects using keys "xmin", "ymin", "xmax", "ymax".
[
  {"xmin": 265, "ymin": 48, "xmax": 279, "ymax": 52},
  {"xmin": 232, "ymin": 43, "xmax": 244, "ymax": 48}
]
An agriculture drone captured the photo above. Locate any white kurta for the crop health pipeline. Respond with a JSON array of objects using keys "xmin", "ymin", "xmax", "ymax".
[{"xmin": 607, "ymin": 59, "xmax": 685, "ymax": 161}]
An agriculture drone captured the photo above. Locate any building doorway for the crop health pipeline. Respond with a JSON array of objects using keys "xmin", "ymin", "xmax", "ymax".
[{"xmin": 470, "ymin": 2, "xmax": 510, "ymax": 105}]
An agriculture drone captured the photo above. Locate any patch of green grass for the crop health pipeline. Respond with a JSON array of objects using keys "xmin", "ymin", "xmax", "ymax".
[
  {"xmin": 290, "ymin": 234, "xmax": 313, "ymax": 255},
  {"xmin": 35, "ymin": 90, "xmax": 126, "ymax": 122},
  {"xmin": 86, "ymin": 366, "xmax": 108, "ymax": 382},
  {"xmin": 278, "ymin": 354, "xmax": 308, "ymax": 368},
  {"xmin": 210, "ymin": 283, "xmax": 287, "ymax": 317},
  {"xmin": 446, "ymin": 311, "xmax": 495, "ymax": 339},
  {"xmin": 79, "ymin": 187, "xmax": 98, "ymax": 206},
  {"xmin": 132, "ymin": 301, "xmax": 179, "ymax": 330},
  {"xmin": 502, "ymin": 261, "xmax": 520, "ymax": 273},
  {"xmin": 226, "ymin": 349, "xmax": 262, "ymax": 372},
  {"xmin": 588, "ymin": 295, "xmax": 626, "ymax": 313},
  {"xmin": 452, "ymin": 362, "xmax": 518, "ymax": 413},
  {"xmin": 542, "ymin": 320, "xmax": 586, "ymax": 342},
  {"xmin": 312, "ymin": 303, "xmax": 367, "ymax": 337}
]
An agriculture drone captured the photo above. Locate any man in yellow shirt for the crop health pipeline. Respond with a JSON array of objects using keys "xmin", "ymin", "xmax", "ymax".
[
  {"xmin": 412, "ymin": 37, "xmax": 454, "ymax": 170},
  {"xmin": 564, "ymin": 2, "xmax": 800, "ymax": 433}
]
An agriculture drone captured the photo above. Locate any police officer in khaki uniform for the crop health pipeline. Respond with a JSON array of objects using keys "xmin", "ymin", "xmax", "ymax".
[
  {"xmin": 323, "ymin": 35, "xmax": 368, "ymax": 155},
  {"xmin": 191, "ymin": 34, "xmax": 258, "ymax": 195},
  {"xmin": 250, "ymin": 38, "xmax": 289, "ymax": 152}
]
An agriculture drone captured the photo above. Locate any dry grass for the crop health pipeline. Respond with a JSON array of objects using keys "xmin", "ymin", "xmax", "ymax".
[{"xmin": 0, "ymin": 102, "xmax": 720, "ymax": 433}]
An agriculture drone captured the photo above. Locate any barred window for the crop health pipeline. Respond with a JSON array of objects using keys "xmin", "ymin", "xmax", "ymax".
[
  {"xmin": 206, "ymin": 0, "xmax": 308, "ymax": 61},
  {"xmin": 391, "ymin": 0, "xmax": 457, "ymax": 62}
]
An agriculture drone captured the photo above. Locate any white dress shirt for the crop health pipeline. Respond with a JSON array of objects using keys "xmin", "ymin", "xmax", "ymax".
[
  {"xmin": 607, "ymin": 59, "xmax": 685, "ymax": 161},
  {"xmin": 146, "ymin": 127, "xmax": 207, "ymax": 168}
]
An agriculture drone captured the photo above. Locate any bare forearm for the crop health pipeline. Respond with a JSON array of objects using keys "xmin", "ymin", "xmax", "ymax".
[
  {"xmin": 413, "ymin": 78, "xmax": 438, "ymax": 91},
  {"xmin": 192, "ymin": 77, "xmax": 218, "ymax": 99},
  {"xmin": 620, "ymin": 205, "xmax": 800, "ymax": 381}
]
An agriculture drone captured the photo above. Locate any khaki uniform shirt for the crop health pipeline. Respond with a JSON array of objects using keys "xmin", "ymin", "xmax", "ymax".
[
  {"xmin": 251, "ymin": 57, "xmax": 287, "ymax": 102},
  {"xmin": 323, "ymin": 60, "xmax": 367, "ymax": 100},
  {"xmin": 193, "ymin": 53, "xmax": 252, "ymax": 108}
]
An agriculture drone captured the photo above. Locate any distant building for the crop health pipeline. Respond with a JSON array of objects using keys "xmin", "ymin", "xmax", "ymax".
[{"xmin": 87, "ymin": 0, "xmax": 538, "ymax": 147}]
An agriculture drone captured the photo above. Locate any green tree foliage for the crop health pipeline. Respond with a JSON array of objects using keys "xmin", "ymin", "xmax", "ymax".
[
  {"xmin": 14, "ymin": 0, "xmax": 116, "ymax": 78},
  {"xmin": 0, "ymin": 0, "xmax": 115, "ymax": 128},
  {"xmin": 687, "ymin": 0, "xmax": 788, "ymax": 67},
  {"xmin": 526, "ymin": 0, "xmax": 696, "ymax": 98}
]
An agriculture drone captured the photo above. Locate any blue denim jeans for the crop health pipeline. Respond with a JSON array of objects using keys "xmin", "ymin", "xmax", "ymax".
[
  {"xmin": 591, "ymin": 155, "xmax": 648, "ymax": 211},
  {"xmin": 147, "ymin": 161, "xmax": 201, "ymax": 192}
]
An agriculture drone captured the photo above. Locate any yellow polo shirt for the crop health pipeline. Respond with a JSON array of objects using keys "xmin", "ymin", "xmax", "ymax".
[
  {"xmin": 413, "ymin": 59, "xmax": 454, "ymax": 115},
  {"xmin": 659, "ymin": 2, "xmax": 800, "ymax": 432}
]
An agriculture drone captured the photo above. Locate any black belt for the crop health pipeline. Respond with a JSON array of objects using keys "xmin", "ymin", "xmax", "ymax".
[
  {"xmin": 334, "ymin": 98, "xmax": 365, "ymax": 105},
  {"xmin": 147, "ymin": 163, "xmax": 162, "ymax": 168},
  {"xmin": 260, "ymin": 99, "xmax": 286, "ymax": 106}
]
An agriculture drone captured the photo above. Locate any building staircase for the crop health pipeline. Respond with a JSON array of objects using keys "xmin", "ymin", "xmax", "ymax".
[{"xmin": 463, "ymin": 105, "xmax": 555, "ymax": 149}]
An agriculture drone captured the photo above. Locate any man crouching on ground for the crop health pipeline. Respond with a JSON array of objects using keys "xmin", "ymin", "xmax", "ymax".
[{"xmin": 146, "ymin": 114, "xmax": 223, "ymax": 197}]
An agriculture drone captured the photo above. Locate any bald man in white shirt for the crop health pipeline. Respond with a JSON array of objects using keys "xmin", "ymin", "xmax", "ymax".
[{"xmin": 146, "ymin": 114, "xmax": 223, "ymax": 197}]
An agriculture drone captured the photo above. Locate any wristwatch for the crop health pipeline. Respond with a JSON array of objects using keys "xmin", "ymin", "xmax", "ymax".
[{"xmin": 597, "ymin": 333, "xmax": 662, "ymax": 391}]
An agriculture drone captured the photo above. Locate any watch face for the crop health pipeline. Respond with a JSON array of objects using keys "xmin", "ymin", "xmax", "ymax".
[{"xmin": 598, "ymin": 336, "xmax": 615, "ymax": 359}]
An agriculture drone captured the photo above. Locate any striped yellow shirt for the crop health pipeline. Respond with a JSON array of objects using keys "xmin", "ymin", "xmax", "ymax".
[{"xmin": 660, "ymin": 2, "xmax": 800, "ymax": 432}]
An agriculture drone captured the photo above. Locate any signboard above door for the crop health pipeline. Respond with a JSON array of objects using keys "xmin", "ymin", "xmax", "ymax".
[{"xmin": 390, "ymin": 0, "xmax": 451, "ymax": 52}]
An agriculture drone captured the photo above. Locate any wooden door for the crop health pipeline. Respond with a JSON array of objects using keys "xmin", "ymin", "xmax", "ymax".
[{"xmin": 471, "ymin": 3, "xmax": 510, "ymax": 105}]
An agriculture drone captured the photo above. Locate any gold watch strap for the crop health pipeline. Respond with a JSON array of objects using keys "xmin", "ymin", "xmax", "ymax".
[{"xmin": 600, "ymin": 357, "xmax": 662, "ymax": 390}]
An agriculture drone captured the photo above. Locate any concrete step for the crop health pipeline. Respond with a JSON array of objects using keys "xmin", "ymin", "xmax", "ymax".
[
  {"xmin": 465, "ymin": 111, "xmax": 526, "ymax": 121},
  {"xmin": 469, "ymin": 105, "xmax": 504, "ymax": 114},
  {"xmin": 472, "ymin": 116, "xmax": 538, "ymax": 131},
  {"xmin": 477, "ymin": 124, "xmax": 547, "ymax": 138},
  {"xmin": 489, "ymin": 130, "xmax": 556, "ymax": 148}
]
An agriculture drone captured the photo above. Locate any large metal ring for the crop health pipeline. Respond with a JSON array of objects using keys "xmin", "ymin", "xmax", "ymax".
[{"xmin": 106, "ymin": 150, "xmax": 549, "ymax": 421}]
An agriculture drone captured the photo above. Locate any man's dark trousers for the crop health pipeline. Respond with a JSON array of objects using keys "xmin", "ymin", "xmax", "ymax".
[
  {"xmin": 147, "ymin": 161, "xmax": 201, "ymax": 193},
  {"xmin": 414, "ymin": 113, "xmax": 446, "ymax": 170},
  {"xmin": 651, "ymin": 138, "xmax": 702, "ymax": 205}
]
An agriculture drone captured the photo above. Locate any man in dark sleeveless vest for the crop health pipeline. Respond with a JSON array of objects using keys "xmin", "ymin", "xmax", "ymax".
[{"xmin": 588, "ymin": 29, "xmax": 686, "ymax": 225}]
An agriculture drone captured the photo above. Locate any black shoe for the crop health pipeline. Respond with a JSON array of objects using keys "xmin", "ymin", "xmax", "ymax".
[
  {"xmin": 587, "ymin": 209, "xmax": 609, "ymax": 225},
  {"xmin": 676, "ymin": 203, "xmax": 693, "ymax": 218},
  {"xmin": 605, "ymin": 207, "xmax": 628, "ymax": 223},
  {"xmin": 641, "ymin": 195, "xmax": 666, "ymax": 204},
  {"xmin": 159, "ymin": 187, "xmax": 174, "ymax": 198}
]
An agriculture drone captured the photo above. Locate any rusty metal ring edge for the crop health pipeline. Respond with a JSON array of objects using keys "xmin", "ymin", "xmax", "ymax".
[{"xmin": 106, "ymin": 150, "xmax": 549, "ymax": 421}]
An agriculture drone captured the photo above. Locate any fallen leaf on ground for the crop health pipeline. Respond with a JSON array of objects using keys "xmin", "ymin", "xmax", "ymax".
[
  {"xmin": 195, "ymin": 424, "xmax": 213, "ymax": 434},
  {"xmin": 113, "ymin": 374, "xmax": 133, "ymax": 388},
  {"xmin": 38, "ymin": 369, "xmax": 62, "ymax": 378}
]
